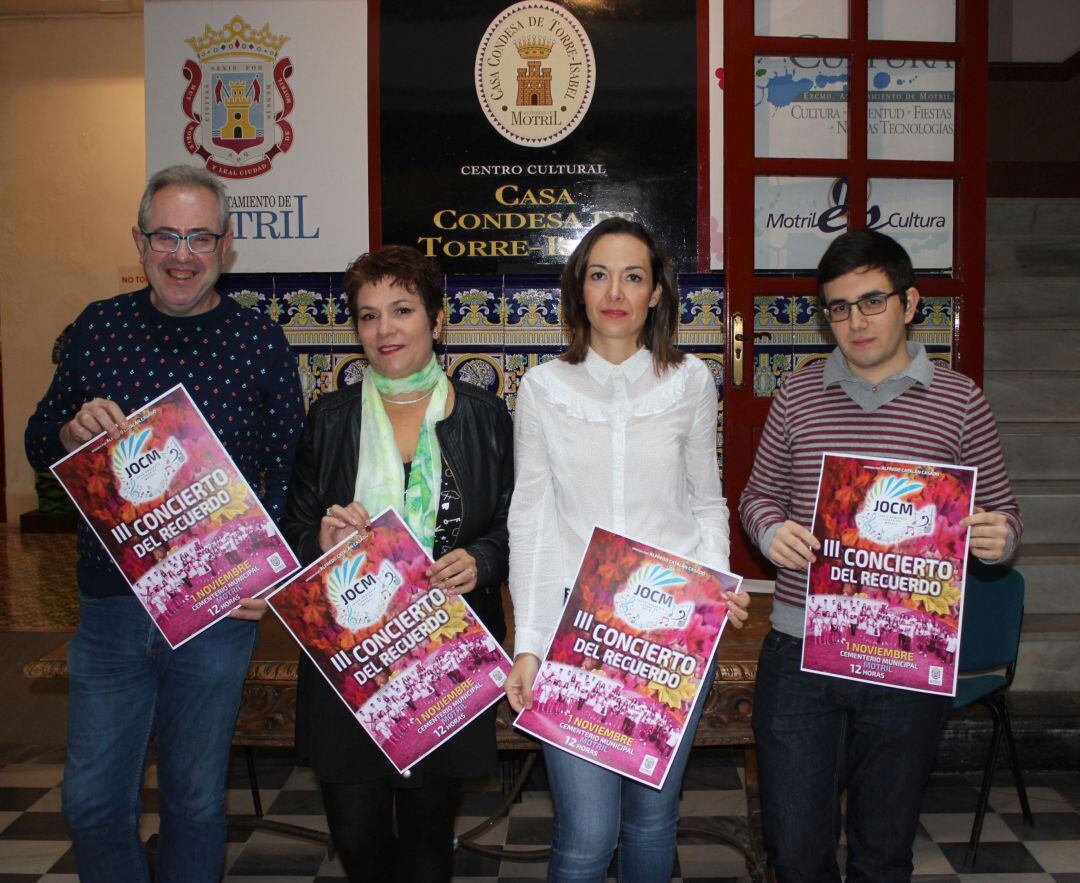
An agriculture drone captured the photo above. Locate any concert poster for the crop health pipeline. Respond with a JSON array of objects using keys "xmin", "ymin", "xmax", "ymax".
[
  {"xmin": 50, "ymin": 384, "xmax": 300, "ymax": 648},
  {"xmin": 267, "ymin": 508, "xmax": 512, "ymax": 773},
  {"xmin": 514, "ymin": 526, "xmax": 741, "ymax": 789},
  {"xmin": 802, "ymin": 453, "xmax": 977, "ymax": 696}
]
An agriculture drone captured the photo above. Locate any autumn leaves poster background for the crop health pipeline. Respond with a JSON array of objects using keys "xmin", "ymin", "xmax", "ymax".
[
  {"xmin": 515, "ymin": 527, "xmax": 740, "ymax": 789},
  {"xmin": 268, "ymin": 509, "xmax": 511, "ymax": 773},
  {"xmin": 802, "ymin": 453, "xmax": 976, "ymax": 696},
  {"xmin": 51, "ymin": 384, "xmax": 298, "ymax": 647}
]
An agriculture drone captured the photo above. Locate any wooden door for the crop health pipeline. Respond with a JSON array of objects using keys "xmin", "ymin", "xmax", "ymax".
[{"xmin": 721, "ymin": 0, "xmax": 987, "ymax": 577}]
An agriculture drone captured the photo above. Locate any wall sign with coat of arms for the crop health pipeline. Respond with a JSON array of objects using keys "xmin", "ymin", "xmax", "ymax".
[
  {"xmin": 146, "ymin": 0, "xmax": 368, "ymax": 272},
  {"xmin": 181, "ymin": 15, "xmax": 295, "ymax": 179}
]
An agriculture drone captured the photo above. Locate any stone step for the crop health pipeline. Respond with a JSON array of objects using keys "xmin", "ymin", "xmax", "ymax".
[
  {"xmin": 985, "ymin": 371, "xmax": 1080, "ymax": 421},
  {"xmin": 988, "ymin": 241, "xmax": 1080, "ymax": 277},
  {"xmin": 986, "ymin": 315, "xmax": 1080, "ymax": 331},
  {"xmin": 1013, "ymin": 544, "xmax": 1080, "ymax": 616},
  {"xmin": 986, "ymin": 328, "xmax": 1080, "ymax": 370},
  {"xmin": 987, "ymin": 198, "xmax": 1080, "ymax": 240},
  {"xmin": 985, "ymin": 200, "xmax": 1080, "ymax": 695},
  {"xmin": 1012, "ymin": 479, "xmax": 1080, "ymax": 494},
  {"xmin": 999, "ymin": 423, "xmax": 1080, "ymax": 481},
  {"xmin": 936, "ymin": 692, "xmax": 1080, "ymax": 771},
  {"xmin": 1018, "ymin": 542, "xmax": 1080, "ymax": 562},
  {"xmin": 1011, "ymin": 481, "xmax": 1080, "ymax": 545},
  {"xmin": 984, "ymin": 278, "xmax": 1080, "ymax": 320},
  {"xmin": 1014, "ymin": 613, "xmax": 1080, "ymax": 692}
]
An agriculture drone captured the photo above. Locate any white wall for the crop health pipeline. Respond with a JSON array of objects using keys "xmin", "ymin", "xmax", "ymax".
[
  {"xmin": 0, "ymin": 15, "xmax": 145, "ymax": 519},
  {"xmin": 990, "ymin": 0, "xmax": 1080, "ymax": 63}
]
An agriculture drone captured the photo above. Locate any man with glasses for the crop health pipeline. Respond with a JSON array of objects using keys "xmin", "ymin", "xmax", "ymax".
[
  {"xmin": 740, "ymin": 229, "xmax": 1021, "ymax": 882},
  {"xmin": 25, "ymin": 165, "xmax": 304, "ymax": 882}
]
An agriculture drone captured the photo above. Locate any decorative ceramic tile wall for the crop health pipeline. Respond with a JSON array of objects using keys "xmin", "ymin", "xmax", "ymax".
[
  {"xmin": 221, "ymin": 270, "xmax": 950, "ymax": 482},
  {"xmin": 678, "ymin": 275, "xmax": 727, "ymax": 475},
  {"xmin": 503, "ymin": 277, "xmax": 563, "ymax": 416},
  {"xmin": 220, "ymin": 271, "xmax": 730, "ymax": 468},
  {"xmin": 445, "ymin": 275, "xmax": 505, "ymax": 400}
]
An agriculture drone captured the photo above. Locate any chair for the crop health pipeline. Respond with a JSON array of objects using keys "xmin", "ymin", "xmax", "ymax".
[{"xmin": 951, "ymin": 564, "xmax": 1033, "ymax": 867}]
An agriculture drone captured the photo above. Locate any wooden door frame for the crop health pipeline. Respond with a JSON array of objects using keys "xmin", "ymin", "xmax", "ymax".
[
  {"xmin": 719, "ymin": 0, "xmax": 988, "ymax": 577},
  {"xmin": 0, "ymin": 317, "xmax": 5, "ymax": 524}
]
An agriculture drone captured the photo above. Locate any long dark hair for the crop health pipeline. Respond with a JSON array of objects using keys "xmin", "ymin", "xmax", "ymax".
[{"xmin": 560, "ymin": 218, "xmax": 683, "ymax": 371}]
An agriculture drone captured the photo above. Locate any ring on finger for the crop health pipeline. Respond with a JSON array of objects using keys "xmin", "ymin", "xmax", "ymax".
[{"xmin": 325, "ymin": 507, "xmax": 333, "ymax": 516}]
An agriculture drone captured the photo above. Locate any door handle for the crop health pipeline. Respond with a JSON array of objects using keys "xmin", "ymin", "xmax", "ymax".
[{"xmin": 732, "ymin": 312, "xmax": 744, "ymax": 389}]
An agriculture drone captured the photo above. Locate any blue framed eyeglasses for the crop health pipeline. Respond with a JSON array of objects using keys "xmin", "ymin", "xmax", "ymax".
[{"xmin": 139, "ymin": 230, "xmax": 226, "ymax": 254}]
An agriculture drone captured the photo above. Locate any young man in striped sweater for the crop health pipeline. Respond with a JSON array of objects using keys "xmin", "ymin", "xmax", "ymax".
[{"xmin": 740, "ymin": 229, "xmax": 1021, "ymax": 883}]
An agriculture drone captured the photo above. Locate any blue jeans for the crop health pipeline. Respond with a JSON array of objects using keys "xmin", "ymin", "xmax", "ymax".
[
  {"xmin": 752, "ymin": 629, "xmax": 950, "ymax": 883},
  {"xmin": 62, "ymin": 593, "xmax": 257, "ymax": 883},
  {"xmin": 541, "ymin": 659, "xmax": 713, "ymax": 882}
]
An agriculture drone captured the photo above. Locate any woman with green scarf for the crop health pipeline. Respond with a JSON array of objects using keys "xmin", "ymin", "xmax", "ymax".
[{"xmin": 281, "ymin": 245, "xmax": 513, "ymax": 882}]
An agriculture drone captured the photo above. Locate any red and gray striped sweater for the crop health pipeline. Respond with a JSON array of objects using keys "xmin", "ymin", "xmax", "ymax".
[{"xmin": 739, "ymin": 356, "xmax": 1022, "ymax": 636}]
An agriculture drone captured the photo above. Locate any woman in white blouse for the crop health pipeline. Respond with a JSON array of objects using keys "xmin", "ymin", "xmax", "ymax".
[{"xmin": 504, "ymin": 218, "xmax": 750, "ymax": 882}]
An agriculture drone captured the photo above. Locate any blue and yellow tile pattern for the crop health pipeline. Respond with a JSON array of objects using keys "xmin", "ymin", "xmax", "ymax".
[{"xmin": 218, "ymin": 270, "xmax": 953, "ymax": 477}]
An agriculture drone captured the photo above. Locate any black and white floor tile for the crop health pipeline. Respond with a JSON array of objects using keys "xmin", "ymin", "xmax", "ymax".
[{"xmin": 1, "ymin": 745, "xmax": 1078, "ymax": 882}]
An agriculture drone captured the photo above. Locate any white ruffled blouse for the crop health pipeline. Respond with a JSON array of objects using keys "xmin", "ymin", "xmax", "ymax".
[{"xmin": 507, "ymin": 347, "xmax": 731, "ymax": 659}]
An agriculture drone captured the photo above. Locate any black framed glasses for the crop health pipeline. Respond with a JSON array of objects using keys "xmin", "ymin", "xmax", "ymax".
[
  {"xmin": 140, "ymin": 230, "xmax": 226, "ymax": 254},
  {"xmin": 822, "ymin": 288, "xmax": 906, "ymax": 323}
]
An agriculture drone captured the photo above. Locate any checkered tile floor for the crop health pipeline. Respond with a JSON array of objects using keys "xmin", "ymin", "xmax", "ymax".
[{"xmin": 2, "ymin": 745, "xmax": 1079, "ymax": 881}]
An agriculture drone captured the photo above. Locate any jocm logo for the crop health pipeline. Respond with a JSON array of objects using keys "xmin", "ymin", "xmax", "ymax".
[{"xmin": 115, "ymin": 430, "xmax": 158, "ymax": 480}]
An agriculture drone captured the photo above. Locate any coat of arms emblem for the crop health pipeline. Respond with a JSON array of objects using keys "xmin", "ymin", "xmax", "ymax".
[{"xmin": 181, "ymin": 15, "xmax": 295, "ymax": 179}]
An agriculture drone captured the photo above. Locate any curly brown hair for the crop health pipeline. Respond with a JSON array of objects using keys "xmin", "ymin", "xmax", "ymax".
[{"xmin": 343, "ymin": 245, "xmax": 444, "ymax": 329}]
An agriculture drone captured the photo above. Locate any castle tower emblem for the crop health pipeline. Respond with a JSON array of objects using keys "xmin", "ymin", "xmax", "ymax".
[
  {"xmin": 180, "ymin": 15, "xmax": 296, "ymax": 179},
  {"xmin": 215, "ymin": 78, "xmax": 260, "ymax": 146},
  {"xmin": 515, "ymin": 39, "xmax": 554, "ymax": 106}
]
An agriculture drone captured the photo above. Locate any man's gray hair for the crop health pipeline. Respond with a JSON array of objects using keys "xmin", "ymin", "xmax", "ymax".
[{"xmin": 137, "ymin": 165, "xmax": 230, "ymax": 233}]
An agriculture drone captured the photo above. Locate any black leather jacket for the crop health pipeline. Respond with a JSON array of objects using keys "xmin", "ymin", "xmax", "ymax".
[
  {"xmin": 281, "ymin": 377, "xmax": 513, "ymax": 637},
  {"xmin": 280, "ymin": 377, "xmax": 513, "ymax": 781}
]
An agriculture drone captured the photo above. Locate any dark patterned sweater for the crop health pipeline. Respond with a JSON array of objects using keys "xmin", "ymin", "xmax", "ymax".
[{"xmin": 25, "ymin": 288, "xmax": 304, "ymax": 598}]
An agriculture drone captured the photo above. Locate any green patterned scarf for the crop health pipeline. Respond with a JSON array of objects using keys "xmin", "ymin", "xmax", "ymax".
[{"xmin": 355, "ymin": 355, "xmax": 448, "ymax": 553}]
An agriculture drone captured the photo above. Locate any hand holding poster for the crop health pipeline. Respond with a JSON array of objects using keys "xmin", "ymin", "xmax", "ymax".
[
  {"xmin": 515, "ymin": 527, "xmax": 741, "ymax": 789},
  {"xmin": 50, "ymin": 384, "xmax": 300, "ymax": 648},
  {"xmin": 267, "ymin": 509, "xmax": 512, "ymax": 773},
  {"xmin": 802, "ymin": 453, "xmax": 976, "ymax": 695}
]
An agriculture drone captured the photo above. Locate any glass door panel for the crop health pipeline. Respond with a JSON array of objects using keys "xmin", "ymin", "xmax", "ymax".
[
  {"xmin": 755, "ymin": 176, "xmax": 849, "ymax": 270},
  {"xmin": 868, "ymin": 0, "xmax": 956, "ymax": 42},
  {"xmin": 868, "ymin": 177, "xmax": 954, "ymax": 272},
  {"xmin": 867, "ymin": 58, "xmax": 955, "ymax": 161},
  {"xmin": 754, "ymin": 0, "xmax": 847, "ymax": 38},
  {"xmin": 755, "ymin": 56, "xmax": 849, "ymax": 158}
]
